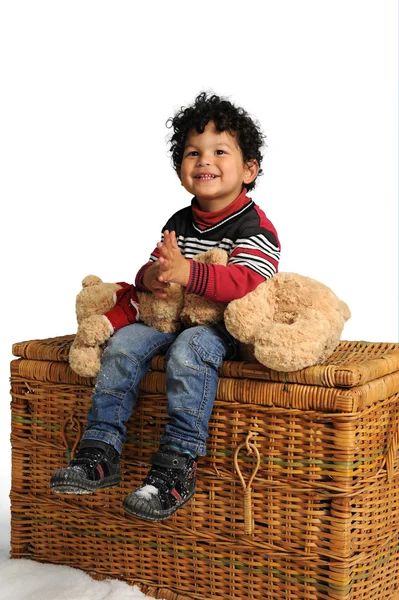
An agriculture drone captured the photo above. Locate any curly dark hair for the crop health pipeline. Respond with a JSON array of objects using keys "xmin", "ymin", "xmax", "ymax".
[{"xmin": 167, "ymin": 92, "xmax": 265, "ymax": 191}]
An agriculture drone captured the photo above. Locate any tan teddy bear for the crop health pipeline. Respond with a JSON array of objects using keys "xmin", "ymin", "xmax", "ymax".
[
  {"xmin": 69, "ymin": 249, "xmax": 229, "ymax": 377},
  {"xmin": 69, "ymin": 276, "xmax": 124, "ymax": 378},
  {"xmin": 224, "ymin": 272, "xmax": 351, "ymax": 371}
]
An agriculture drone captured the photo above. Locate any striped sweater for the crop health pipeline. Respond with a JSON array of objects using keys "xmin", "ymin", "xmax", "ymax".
[{"xmin": 135, "ymin": 188, "xmax": 280, "ymax": 304}]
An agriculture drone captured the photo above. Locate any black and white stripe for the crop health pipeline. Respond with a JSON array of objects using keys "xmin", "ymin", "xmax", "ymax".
[
  {"xmin": 232, "ymin": 234, "xmax": 281, "ymax": 260},
  {"xmin": 177, "ymin": 236, "xmax": 234, "ymax": 258},
  {"xmin": 229, "ymin": 253, "xmax": 277, "ymax": 278}
]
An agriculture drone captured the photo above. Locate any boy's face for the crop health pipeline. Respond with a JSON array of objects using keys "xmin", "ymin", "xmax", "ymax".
[{"xmin": 179, "ymin": 121, "xmax": 258, "ymax": 212}]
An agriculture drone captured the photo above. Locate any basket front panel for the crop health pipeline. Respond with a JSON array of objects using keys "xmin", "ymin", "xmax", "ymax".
[
  {"xmin": 10, "ymin": 494, "xmax": 399, "ymax": 600},
  {"xmin": 8, "ymin": 495, "xmax": 336, "ymax": 600},
  {"xmin": 10, "ymin": 375, "xmax": 399, "ymax": 561}
]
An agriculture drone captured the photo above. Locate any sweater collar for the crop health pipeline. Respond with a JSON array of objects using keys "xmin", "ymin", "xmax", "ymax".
[{"xmin": 191, "ymin": 188, "xmax": 251, "ymax": 230}]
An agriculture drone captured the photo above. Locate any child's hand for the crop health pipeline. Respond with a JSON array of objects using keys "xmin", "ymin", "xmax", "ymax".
[
  {"xmin": 156, "ymin": 230, "xmax": 190, "ymax": 287},
  {"xmin": 143, "ymin": 263, "xmax": 170, "ymax": 299}
]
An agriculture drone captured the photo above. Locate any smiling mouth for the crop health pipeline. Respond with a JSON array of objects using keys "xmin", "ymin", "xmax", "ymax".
[{"xmin": 195, "ymin": 174, "xmax": 218, "ymax": 181}]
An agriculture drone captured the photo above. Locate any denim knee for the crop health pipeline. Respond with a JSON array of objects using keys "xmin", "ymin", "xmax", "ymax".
[{"xmin": 166, "ymin": 324, "xmax": 236, "ymax": 370}]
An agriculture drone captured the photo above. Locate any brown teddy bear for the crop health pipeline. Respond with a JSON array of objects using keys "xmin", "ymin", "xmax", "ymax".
[
  {"xmin": 224, "ymin": 272, "xmax": 351, "ymax": 371},
  {"xmin": 69, "ymin": 275, "xmax": 140, "ymax": 377},
  {"xmin": 69, "ymin": 254, "xmax": 350, "ymax": 377},
  {"xmin": 69, "ymin": 249, "xmax": 229, "ymax": 377}
]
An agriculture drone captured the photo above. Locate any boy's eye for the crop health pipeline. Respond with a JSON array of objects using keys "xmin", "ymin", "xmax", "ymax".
[
  {"xmin": 186, "ymin": 151, "xmax": 198, "ymax": 157},
  {"xmin": 215, "ymin": 149, "xmax": 225, "ymax": 155}
]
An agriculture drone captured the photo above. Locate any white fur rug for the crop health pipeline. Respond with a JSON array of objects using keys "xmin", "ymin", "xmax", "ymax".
[{"xmin": 0, "ymin": 558, "xmax": 161, "ymax": 600}]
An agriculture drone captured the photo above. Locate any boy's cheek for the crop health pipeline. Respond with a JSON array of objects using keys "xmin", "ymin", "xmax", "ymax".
[{"xmin": 179, "ymin": 173, "xmax": 193, "ymax": 191}]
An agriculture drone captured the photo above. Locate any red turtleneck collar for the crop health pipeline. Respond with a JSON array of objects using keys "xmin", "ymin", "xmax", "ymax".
[{"xmin": 191, "ymin": 188, "xmax": 251, "ymax": 230}]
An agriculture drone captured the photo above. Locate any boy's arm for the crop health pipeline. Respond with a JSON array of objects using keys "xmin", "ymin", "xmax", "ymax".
[
  {"xmin": 200, "ymin": 215, "xmax": 281, "ymax": 302},
  {"xmin": 157, "ymin": 230, "xmax": 280, "ymax": 303},
  {"xmin": 187, "ymin": 262, "xmax": 266, "ymax": 303}
]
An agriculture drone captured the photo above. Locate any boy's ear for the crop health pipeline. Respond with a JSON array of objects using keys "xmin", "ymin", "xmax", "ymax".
[
  {"xmin": 176, "ymin": 167, "xmax": 182, "ymax": 180},
  {"xmin": 243, "ymin": 159, "xmax": 259, "ymax": 185}
]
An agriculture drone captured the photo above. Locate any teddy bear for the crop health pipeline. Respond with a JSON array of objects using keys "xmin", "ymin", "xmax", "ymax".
[
  {"xmin": 69, "ymin": 253, "xmax": 350, "ymax": 377},
  {"xmin": 138, "ymin": 247, "xmax": 228, "ymax": 331},
  {"xmin": 69, "ymin": 248, "xmax": 229, "ymax": 377},
  {"xmin": 224, "ymin": 271, "xmax": 351, "ymax": 371},
  {"xmin": 69, "ymin": 275, "xmax": 140, "ymax": 378}
]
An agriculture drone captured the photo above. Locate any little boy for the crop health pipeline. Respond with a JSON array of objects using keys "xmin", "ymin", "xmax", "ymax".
[{"xmin": 50, "ymin": 92, "xmax": 280, "ymax": 521}]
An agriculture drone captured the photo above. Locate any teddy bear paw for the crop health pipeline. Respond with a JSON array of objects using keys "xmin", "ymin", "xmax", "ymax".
[{"xmin": 69, "ymin": 344, "xmax": 102, "ymax": 378}]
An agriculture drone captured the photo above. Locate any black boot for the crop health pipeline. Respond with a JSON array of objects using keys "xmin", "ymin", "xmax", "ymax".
[
  {"xmin": 50, "ymin": 440, "xmax": 121, "ymax": 494},
  {"xmin": 123, "ymin": 446, "xmax": 197, "ymax": 521}
]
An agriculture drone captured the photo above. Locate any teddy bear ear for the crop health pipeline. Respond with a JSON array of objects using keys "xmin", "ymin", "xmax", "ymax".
[
  {"xmin": 81, "ymin": 275, "xmax": 103, "ymax": 287},
  {"xmin": 340, "ymin": 301, "xmax": 351, "ymax": 321}
]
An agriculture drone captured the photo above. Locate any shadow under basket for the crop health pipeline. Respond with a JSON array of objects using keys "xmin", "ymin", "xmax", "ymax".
[{"xmin": 9, "ymin": 335, "xmax": 399, "ymax": 600}]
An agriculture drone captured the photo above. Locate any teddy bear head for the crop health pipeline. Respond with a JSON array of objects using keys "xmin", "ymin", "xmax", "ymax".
[
  {"xmin": 224, "ymin": 272, "xmax": 351, "ymax": 372},
  {"xmin": 75, "ymin": 275, "xmax": 122, "ymax": 323}
]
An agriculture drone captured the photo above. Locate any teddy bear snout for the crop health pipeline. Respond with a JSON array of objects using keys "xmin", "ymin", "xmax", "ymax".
[{"xmin": 275, "ymin": 311, "xmax": 298, "ymax": 326}]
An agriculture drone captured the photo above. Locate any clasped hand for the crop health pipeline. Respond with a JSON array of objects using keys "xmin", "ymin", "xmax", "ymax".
[{"xmin": 143, "ymin": 230, "xmax": 190, "ymax": 299}]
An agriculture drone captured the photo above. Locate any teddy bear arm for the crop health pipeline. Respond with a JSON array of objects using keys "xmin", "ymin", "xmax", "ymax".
[{"xmin": 77, "ymin": 314, "xmax": 113, "ymax": 346}]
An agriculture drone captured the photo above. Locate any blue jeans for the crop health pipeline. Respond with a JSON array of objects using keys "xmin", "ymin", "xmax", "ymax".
[{"xmin": 81, "ymin": 322, "xmax": 237, "ymax": 456}]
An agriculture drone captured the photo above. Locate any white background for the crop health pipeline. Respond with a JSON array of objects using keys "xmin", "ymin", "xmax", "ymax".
[{"xmin": 0, "ymin": 0, "xmax": 397, "ymax": 567}]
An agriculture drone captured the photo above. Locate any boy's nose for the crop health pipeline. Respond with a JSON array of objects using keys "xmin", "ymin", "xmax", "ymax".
[{"xmin": 196, "ymin": 154, "xmax": 211, "ymax": 166}]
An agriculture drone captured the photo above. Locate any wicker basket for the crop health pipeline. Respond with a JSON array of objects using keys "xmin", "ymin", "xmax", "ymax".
[{"xmin": 9, "ymin": 335, "xmax": 399, "ymax": 599}]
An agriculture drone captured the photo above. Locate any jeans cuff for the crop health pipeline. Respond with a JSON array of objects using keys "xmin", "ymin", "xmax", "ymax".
[
  {"xmin": 81, "ymin": 431, "xmax": 123, "ymax": 455},
  {"xmin": 160, "ymin": 435, "xmax": 206, "ymax": 457}
]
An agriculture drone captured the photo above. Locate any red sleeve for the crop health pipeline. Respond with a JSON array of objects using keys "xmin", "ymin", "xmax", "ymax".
[
  {"xmin": 134, "ymin": 262, "xmax": 152, "ymax": 292},
  {"xmin": 135, "ymin": 235, "xmax": 164, "ymax": 293},
  {"xmin": 134, "ymin": 242, "xmax": 162, "ymax": 291},
  {"xmin": 186, "ymin": 262, "xmax": 265, "ymax": 303}
]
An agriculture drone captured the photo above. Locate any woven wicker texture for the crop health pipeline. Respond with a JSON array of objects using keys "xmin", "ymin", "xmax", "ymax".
[
  {"xmin": 12, "ymin": 335, "xmax": 399, "ymax": 388},
  {"xmin": 10, "ymin": 493, "xmax": 399, "ymax": 600},
  {"xmin": 11, "ymin": 356, "xmax": 399, "ymax": 413},
  {"xmin": 9, "ymin": 336, "xmax": 399, "ymax": 599},
  {"xmin": 12, "ymin": 334, "xmax": 75, "ymax": 362}
]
